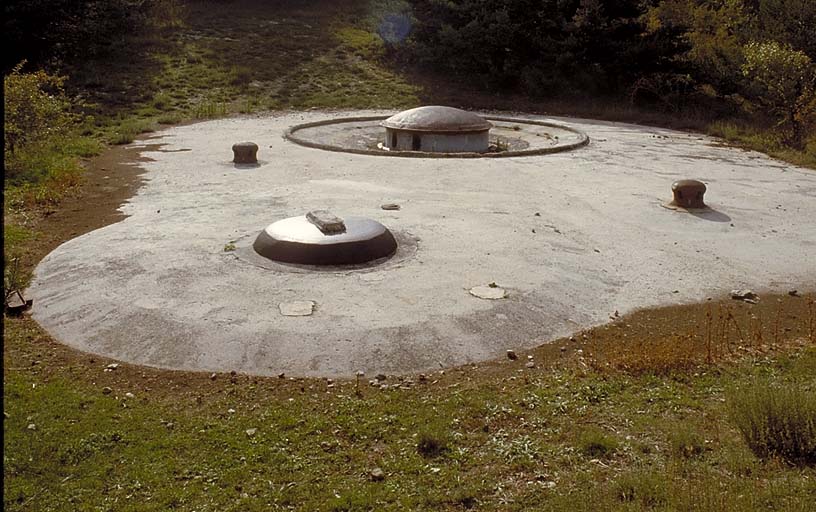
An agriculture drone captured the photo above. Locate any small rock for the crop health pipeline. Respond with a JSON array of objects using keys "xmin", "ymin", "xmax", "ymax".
[
  {"xmin": 370, "ymin": 467, "xmax": 385, "ymax": 481},
  {"xmin": 542, "ymin": 481, "xmax": 556, "ymax": 489},
  {"xmin": 356, "ymin": 371, "xmax": 365, "ymax": 378},
  {"xmin": 102, "ymin": 387, "xmax": 113, "ymax": 395},
  {"xmin": 125, "ymin": 392, "xmax": 135, "ymax": 399},
  {"xmin": 418, "ymin": 374, "xmax": 427, "ymax": 382},
  {"xmin": 506, "ymin": 350, "xmax": 518, "ymax": 360},
  {"xmin": 227, "ymin": 408, "xmax": 236, "ymax": 414},
  {"xmin": 525, "ymin": 362, "xmax": 536, "ymax": 369},
  {"xmin": 246, "ymin": 428, "xmax": 257, "ymax": 437},
  {"xmin": 527, "ymin": 355, "xmax": 534, "ymax": 360},
  {"xmin": 379, "ymin": 384, "xmax": 389, "ymax": 390},
  {"xmin": 210, "ymin": 373, "xmax": 217, "ymax": 381},
  {"xmin": 375, "ymin": 373, "xmax": 387, "ymax": 381},
  {"xmin": 534, "ymin": 212, "xmax": 541, "ymax": 217},
  {"xmin": 3, "ymin": 412, "xmax": 9, "ymax": 419},
  {"xmin": 278, "ymin": 372, "xmax": 285, "ymax": 379},
  {"xmin": 788, "ymin": 290, "xmax": 800, "ymax": 297},
  {"xmin": 279, "ymin": 300, "xmax": 315, "ymax": 316},
  {"xmin": 560, "ymin": 346, "xmax": 566, "ymax": 352},
  {"xmin": 27, "ymin": 423, "xmax": 36, "ymax": 431},
  {"xmin": 105, "ymin": 363, "xmax": 119, "ymax": 371},
  {"xmin": 731, "ymin": 289, "xmax": 759, "ymax": 304},
  {"xmin": 380, "ymin": 203, "xmax": 401, "ymax": 211}
]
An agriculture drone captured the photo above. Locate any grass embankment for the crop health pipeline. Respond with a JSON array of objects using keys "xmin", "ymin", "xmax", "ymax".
[{"xmin": 4, "ymin": 295, "xmax": 815, "ymax": 510}]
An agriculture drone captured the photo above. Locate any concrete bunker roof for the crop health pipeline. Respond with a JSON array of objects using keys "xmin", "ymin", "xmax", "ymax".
[{"xmin": 381, "ymin": 106, "xmax": 492, "ymax": 133}]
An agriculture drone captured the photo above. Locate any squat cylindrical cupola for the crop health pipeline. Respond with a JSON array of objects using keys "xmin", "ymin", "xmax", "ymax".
[{"xmin": 381, "ymin": 106, "xmax": 492, "ymax": 153}]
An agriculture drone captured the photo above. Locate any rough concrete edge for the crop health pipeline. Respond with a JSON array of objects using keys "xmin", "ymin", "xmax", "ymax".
[{"xmin": 282, "ymin": 115, "xmax": 590, "ymax": 158}]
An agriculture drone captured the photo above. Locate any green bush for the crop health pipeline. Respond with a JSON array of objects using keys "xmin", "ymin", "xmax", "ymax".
[
  {"xmin": 728, "ymin": 381, "xmax": 816, "ymax": 466},
  {"xmin": 742, "ymin": 40, "xmax": 816, "ymax": 147},
  {"xmin": 4, "ymin": 62, "xmax": 76, "ymax": 164}
]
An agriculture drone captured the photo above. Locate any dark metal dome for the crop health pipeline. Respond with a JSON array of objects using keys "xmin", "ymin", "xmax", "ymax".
[
  {"xmin": 253, "ymin": 211, "xmax": 398, "ymax": 266},
  {"xmin": 381, "ymin": 106, "xmax": 492, "ymax": 133}
]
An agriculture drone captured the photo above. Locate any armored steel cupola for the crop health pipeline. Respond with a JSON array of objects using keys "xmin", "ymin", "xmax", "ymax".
[{"xmin": 381, "ymin": 106, "xmax": 492, "ymax": 153}]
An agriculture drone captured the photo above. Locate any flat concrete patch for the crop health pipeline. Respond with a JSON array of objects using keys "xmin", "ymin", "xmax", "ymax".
[{"xmin": 28, "ymin": 110, "xmax": 816, "ymax": 377}]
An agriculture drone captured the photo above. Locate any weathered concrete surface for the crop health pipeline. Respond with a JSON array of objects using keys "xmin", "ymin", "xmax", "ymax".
[{"xmin": 28, "ymin": 111, "xmax": 816, "ymax": 377}]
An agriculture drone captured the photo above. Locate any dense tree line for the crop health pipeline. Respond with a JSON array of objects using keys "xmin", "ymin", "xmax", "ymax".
[
  {"xmin": 401, "ymin": 0, "xmax": 815, "ymax": 147},
  {"xmin": 2, "ymin": 0, "xmax": 157, "ymax": 72}
]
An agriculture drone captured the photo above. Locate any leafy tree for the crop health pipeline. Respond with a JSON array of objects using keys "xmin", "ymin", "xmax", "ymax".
[{"xmin": 742, "ymin": 41, "xmax": 816, "ymax": 147}]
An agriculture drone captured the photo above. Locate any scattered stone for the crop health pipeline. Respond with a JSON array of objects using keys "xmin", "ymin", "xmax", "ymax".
[
  {"xmin": 279, "ymin": 301, "xmax": 316, "ymax": 316},
  {"xmin": 246, "ymin": 428, "xmax": 257, "ymax": 437},
  {"xmin": 228, "ymin": 408, "xmax": 236, "ymax": 414},
  {"xmin": 375, "ymin": 373, "xmax": 387, "ymax": 381},
  {"xmin": 124, "ymin": 392, "xmax": 135, "ymax": 399},
  {"xmin": 560, "ymin": 346, "xmax": 566, "ymax": 352},
  {"xmin": 534, "ymin": 212, "xmax": 541, "ymax": 217},
  {"xmin": 27, "ymin": 423, "xmax": 36, "ymax": 431},
  {"xmin": 542, "ymin": 481, "xmax": 556, "ymax": 489},
  {"xmin": 506, "ymin": 350, "xmax": 518, "ymax": 360},
  {"xmin": 731, "ymin": 289, "xmax": 759, "ymax": 304},
  {"xmin": 525, "ymin": 362, "xmax": 536, "ymax": 369},
  {"xmin": 469, "ymin": 284, "xmax": 507, "ymax": 300},
  {"xmin": 380, "ymin": 203, "xmax": 401, "ymax": 211},
  {"xmin": 105, "ymin": 363, "xmax": 119, "ymax": 371},
  {"xmin": 379, "ymin": 384, "xmax": 389, "ymax": 390},
  {"xmin": 788, "ymin": 290, "xmax": 800, "ymax": 297},
  {"xmin": 370, "ymin": 468, "xmax": 385, "ymax": 481},
  {"xmin": 102, "ymin": 387, "xmax": 113, "ymax": 395},
  {"xmin": 418, "ymin": 373, "xmax": 427, "ymax": 382},
  {"xmin": 278, "ymin": 372, "xmax": 285, "ymax": 379},
  {"xmin": 210, "ymin": 373, "xmax": 217, "ymax": 380}
]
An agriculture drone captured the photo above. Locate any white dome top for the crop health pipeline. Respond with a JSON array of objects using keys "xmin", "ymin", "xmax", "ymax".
[{"xmin": 381, "ymin": 106, "xmax": 491, "ymax": 133}]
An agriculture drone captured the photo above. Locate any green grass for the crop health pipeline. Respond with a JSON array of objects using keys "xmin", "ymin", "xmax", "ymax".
[{"xmin": 4, "ymin": 312, "xmax": 816, "ymax": 510}]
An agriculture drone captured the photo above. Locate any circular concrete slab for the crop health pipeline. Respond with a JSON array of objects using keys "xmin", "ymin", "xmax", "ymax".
[{"xmin": 28, "ymin": 111, "xmax": 816, "ymax": 377}]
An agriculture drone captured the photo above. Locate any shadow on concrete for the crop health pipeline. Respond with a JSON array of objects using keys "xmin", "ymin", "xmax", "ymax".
[{"xmin": 689, "ymin": 208, "xmax": 731, "ymax": 223}]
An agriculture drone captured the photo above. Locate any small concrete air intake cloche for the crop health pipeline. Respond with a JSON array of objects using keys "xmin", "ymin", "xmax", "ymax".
[
  {"xmin": 253, "ymin": 210, "xmax": 398, "ymax": 266},
  {"xmin": 381, "ymin": 106, "xmax": 492, "ymax": 153}
]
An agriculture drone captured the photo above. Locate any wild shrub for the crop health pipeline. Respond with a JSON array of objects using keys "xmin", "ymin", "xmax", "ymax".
[
  {"xmin": 727, "ymin": 380, "xmax": 816, "ymax": 466},
  {"xmin": 742, "ymin": 41, "xmax": 816, "ymax": 147},
  {"xmin": 4, "ymin": 62, "xmax": 76, "ymax": 167}
]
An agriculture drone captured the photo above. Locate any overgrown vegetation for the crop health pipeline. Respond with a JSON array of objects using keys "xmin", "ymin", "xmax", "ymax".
[
  {"xmin": 728, "ymin": 380, "xmax": 816, "ymax": 465},
  {"xmin": 403, "ymin": 0, "xmax": 816, "ymax": 164}
]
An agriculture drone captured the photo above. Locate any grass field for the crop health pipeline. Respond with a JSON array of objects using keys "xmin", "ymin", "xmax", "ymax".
[{"xmin": 4, "ymin": 1, "xmax": 816, "ymax": 510}]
